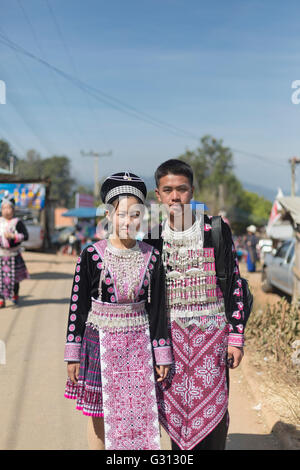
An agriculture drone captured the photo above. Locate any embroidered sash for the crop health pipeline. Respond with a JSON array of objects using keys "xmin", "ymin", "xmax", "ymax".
[{"xmin": 157, "ymin": 320, "xmax": 229, "ymax": 450}]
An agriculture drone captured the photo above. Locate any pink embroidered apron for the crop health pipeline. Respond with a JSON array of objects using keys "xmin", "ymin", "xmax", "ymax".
[{"xmin": 88, "ymin": 240, "xmax": 161, "ymax": 450}]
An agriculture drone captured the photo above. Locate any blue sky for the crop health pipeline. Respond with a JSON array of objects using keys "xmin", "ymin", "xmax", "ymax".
[{"xmin": 1, "ymin": 0, "xmax": 300, "ymax": 197}]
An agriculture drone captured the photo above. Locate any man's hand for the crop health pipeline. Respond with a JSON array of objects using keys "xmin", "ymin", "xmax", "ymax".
[
  {"xmin": 227, "ymin": 346, "xmax": 244, "ymax": 369},
  {"xmin": 67, "ymin": 362, "xmax": 80, "ymax": 384},
  {"xmin": 155, "ymin": 365, "xmax": 170, "ymax": 382}
]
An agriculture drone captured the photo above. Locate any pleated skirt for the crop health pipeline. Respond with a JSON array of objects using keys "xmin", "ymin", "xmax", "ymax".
[{"xmin": 64, "ymin": 325, "xmax": 104, "ymax": 417}]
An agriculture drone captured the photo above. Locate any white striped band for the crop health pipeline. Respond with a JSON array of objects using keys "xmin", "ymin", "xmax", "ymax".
[{"xmin": 104, "ymin": 185, "xmax": 145, "ymax": 204}]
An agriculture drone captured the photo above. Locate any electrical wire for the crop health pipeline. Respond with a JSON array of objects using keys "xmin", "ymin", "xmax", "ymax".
[
  {"xmin": 0, "ymin": 29, "xmax": 288, "ymax": 168},
  {"xmin": 16, "ymin": 0, "xmax": 86, "ymax": 151},
  {"xmin": 44, "ymin": 0, "xmax": 111, "ymax": 149},
  {"xmin": 0, "ymin": 31, "xmax": 199, "ymax": 139}
]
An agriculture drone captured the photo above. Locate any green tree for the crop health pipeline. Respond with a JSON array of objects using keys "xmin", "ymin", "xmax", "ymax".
[
  {"xmin": 16, "ymin": 152, "xmax": 76, "ymax": 207},
  {"xmin": 176, "ymin": 135, "xmax": 272, "ymax": 234},
  {"xmin": 242, "ymin": 190, "xmax": 272, "ymax": 224},
  {"xmin": 178, "ymin": 135, "xmax": 242, "ymax": 213},
  {"xmin": 16, "ymin": 149, "xmax": 43, "ymax": 179},
  {"xmin": 0, "ymin": 139, "xmax": 17, "ymax": 169},
  {"xmin": 42, "ymin": 156, "xmax": 75, "ymax": 206}
]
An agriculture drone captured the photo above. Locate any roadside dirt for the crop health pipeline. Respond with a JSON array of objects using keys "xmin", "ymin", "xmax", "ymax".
[{"xmin": 239, "ymin": 262, "xmax": 300, "ymax": 450}]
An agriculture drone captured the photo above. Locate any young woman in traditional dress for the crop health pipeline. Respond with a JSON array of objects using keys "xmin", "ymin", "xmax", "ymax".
[
  {"xmin": 64, "ymin": 172, "xmax": 172, "ymax": 450},
  {"xmin": 0, "ymin": 191, "xmax": 29, "ymax": 307}
]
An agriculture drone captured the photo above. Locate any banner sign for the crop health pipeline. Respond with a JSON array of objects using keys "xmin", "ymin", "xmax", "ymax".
[
  {"xmin": 0, "ymin": 183, "xmax": 46, "ymax": 210},
  {"xmin": 75, "ymin": 192, "xmax": 94, "ymax": 208}
]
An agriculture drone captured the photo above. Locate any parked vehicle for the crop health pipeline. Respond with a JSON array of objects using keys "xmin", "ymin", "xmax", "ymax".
[
  {"xmin": 257, "ymin": 238, "xmax": 273, "ymax": 262},
  {"xmin": 261, "ymin": 238, "xmax": 295, "ymax": 297},
  {"xmin": 15, "ymin": 209, "xmax": 44, "ymax": 251},
  {"xmin": 50, "ymin": 226, "xmax": 75, "ymax": 251}
]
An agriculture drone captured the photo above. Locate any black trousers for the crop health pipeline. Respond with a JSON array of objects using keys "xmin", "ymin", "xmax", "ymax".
[
  {"xmin": 171, "ymin": 411, "xmax": 229, "ymax": 451},
  {"xmin": 171, "ymin": 367, "xmax": 230, "ymax": 451}
]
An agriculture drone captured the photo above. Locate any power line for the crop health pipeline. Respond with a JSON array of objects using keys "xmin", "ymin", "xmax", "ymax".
[
  {"xmin": 44, "ymin": 0, "xmax": 111, "ymax": 149},
  {"xmin": 0, "ymin": 49, "xmax": 55, "ymax": 155},
  {"xmin": 16, "ymin": 0, "xmax": 86, "ymax": 151},
  {"xmin": 44, "ymin": 0, "xmax": 78, "ymax": 77},
  {"xmin": 231, "ymin": 148, "xmax": 287, "ymax": 169},
  {"xmin": 0, "ymin": 30, "xmax": 289, "ymax": 168},
  {"xmin": 0, "ymin": 31, "xmax": 199, "ymax": 139}
]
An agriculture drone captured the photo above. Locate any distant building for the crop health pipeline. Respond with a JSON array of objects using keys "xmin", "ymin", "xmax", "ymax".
[
  {"xmin": 277, "ymin": 196, "xmax": 300, "ymax": 302},
  {"xmin": 0, "ymin": 167, "xmax": 11, "ymax": 174}
]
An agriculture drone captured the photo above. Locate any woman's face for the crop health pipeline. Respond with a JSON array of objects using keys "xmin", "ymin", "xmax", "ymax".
[
  {"xmin": 107, "ymin": 196, "xmax": 144, "ymax": 240},
  {"xmin": 1, "ymin": 203, "xmax": 14, "ymax": 220}
]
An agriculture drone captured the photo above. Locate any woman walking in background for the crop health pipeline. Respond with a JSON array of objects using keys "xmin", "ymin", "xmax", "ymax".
[{"xmin": 0, "ymin": 191, "xmax": 29, "ymax": 307}]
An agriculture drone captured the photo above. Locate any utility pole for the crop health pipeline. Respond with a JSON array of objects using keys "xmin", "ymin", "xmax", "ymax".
[
  {"xmin": 81, "ymin": 150, "xmax": 112, "ymax": 199},
  {"xmin": 9, "ymin": 153, "xmax": 15, "ymax": 174},
  {"xmin": 289, "ymin": 157, "xmax": 300, "ymax": 196}
]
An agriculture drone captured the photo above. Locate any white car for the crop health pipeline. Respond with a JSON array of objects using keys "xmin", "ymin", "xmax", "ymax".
[
  {"xmin": 257, "ymin": 238, "xmax": 273, "ymax": 261},
  {"xmin": 22, "ymin": 222, "xmax": 44, "ymax": 250},
  {"xmin": 15, "ymin": 209, "xmax": 45, "ymax": 251},
  {"xmin": 261, "ymin": 239, "xmax": 295, "ymax": 297}
]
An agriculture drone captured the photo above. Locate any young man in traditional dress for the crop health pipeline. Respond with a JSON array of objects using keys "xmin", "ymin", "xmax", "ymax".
[{"xmin": 145, "ymin": 159, "xmax": 245, "ymax": 450}]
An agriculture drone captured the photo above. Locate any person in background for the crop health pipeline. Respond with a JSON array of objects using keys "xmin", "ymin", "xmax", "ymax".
[
  {"xmin": 0, "ymin": 191, "xmax": 29, "ymax": 307},
  {"xmin": 245, "ymin": 225, "xmax": 259, "ymax": 273}
]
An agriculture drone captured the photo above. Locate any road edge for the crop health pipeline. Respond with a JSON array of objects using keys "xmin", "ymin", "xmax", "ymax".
[{"xmin": 240, "ymin": 353, "xmax": 300, "ymax": 450}]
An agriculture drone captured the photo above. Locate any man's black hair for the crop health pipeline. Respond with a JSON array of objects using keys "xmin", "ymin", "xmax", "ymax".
[{"xmin": 155, "ymin": 159, "xmax": 193, "ymax": 187}]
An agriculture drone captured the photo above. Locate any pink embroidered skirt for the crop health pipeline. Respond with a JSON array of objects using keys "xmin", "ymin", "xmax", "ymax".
[
  {"xmin": 0, "ymin": 254, "xmax": 29, "ymax": 300},
  {"xmin": 64, "ymin": 324, "xmax": 104, "ymax": 417},
  {"xmin": 65, "ymin": 300, "xmax": 161, "ymax": 450}
]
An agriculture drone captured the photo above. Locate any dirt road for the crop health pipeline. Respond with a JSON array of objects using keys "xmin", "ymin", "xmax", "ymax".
[{"xmin": 0, "ymin": 251, "xmax": 281, "ymax": 450}]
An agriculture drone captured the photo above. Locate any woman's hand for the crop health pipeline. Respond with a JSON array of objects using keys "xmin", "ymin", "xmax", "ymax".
[
  {"xmin": 4, "ymin": 232, "xmax": 15, "ymax": 240},
  {"xmin": 155, "ymin": 365, "xmax": 170, "ymax": 382},
  {"xmin": 67, "ymin": 361, "xmax": 80, "ymax": 384}
]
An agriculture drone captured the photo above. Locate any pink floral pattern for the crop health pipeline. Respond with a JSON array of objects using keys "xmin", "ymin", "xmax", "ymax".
[
  {"xmin": 99, "ymin": 326, "xmax": 161, "ymax": 450},
  {"xmin": 157, "ymin": 320, "xmax": 229, "ymax": 450}
]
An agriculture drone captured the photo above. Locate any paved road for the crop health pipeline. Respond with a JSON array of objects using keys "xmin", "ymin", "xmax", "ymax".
[{"xmin": 0, "ymin": 251, "xmax": 281, "ymax": 450}]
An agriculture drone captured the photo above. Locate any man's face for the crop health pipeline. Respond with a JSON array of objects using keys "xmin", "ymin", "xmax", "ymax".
[{"xmin": 155, "ymin": 173, "xmax": 194, "ymax": 218}]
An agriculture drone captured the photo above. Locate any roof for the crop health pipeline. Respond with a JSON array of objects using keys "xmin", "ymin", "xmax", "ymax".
[
  {"xmin": 0, "ymin": 167, "xmax": 12, "ymax": 174},
  {"xmin": 278, "ymin": 196, "xmax": 300, "ymax": 225},
  {"xmin": 266, "ymin": 221, "xmax": 294, "ymax": 240}
]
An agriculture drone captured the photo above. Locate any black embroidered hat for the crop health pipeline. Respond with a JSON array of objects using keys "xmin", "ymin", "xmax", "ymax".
[{"xmin": 100, "ymin": 172, "xmax": 147, "ymax": 204}]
